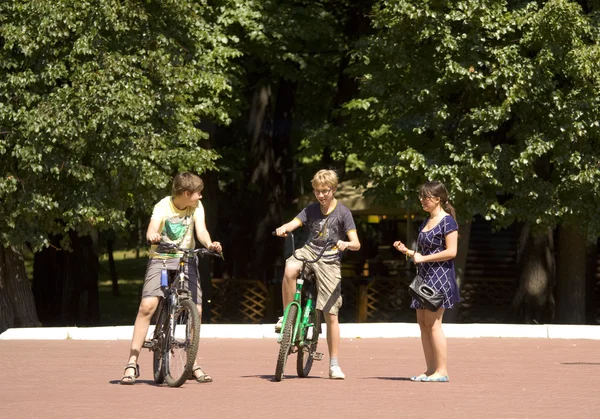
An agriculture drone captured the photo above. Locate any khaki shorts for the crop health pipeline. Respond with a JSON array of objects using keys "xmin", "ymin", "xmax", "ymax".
[
  {"xmin": 142, "ymin": 257, "xmax": 202, "ymax": 305},
  {"xmin": 286, "ymin": 246, "xmax": 342, "ymax": 315}
]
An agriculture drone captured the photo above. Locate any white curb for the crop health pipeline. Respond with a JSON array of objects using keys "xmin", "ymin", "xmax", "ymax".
[{"xmin": 1, "ymin": 323, "xmax": 600, "ymax": 340}]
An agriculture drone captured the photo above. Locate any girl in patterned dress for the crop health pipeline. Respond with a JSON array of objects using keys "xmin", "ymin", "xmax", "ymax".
[{"xmin": 393, "ymin": 181, "xmax": 459, "ymax": 382}]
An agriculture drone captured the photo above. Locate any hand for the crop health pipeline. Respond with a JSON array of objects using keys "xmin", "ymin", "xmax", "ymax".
[
  {"xmin": 275, "ymin": 226, "xmax": 288, "ymax": 237},
  {"xmin": 209, "ymin": 241, "xmax": 222, "ymax": 253},
  {"xmin": 336, "ymin": 240, "xmax": 349, "ymax": 251},
  {"xmin": 413, "ymin": 252, "xmax": 424, "ymax": 263},
  {"xmin": 147, "ymin": 233, "xmax": 161, "ymax": 243},
  {"xmin": 393, "ymin": 240, "xmax": 408, "ymax": 254}
]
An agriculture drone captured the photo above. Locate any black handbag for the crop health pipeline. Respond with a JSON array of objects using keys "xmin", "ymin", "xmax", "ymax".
[{"xmin": 407, "ymin": 243, "xmax": 444, "ymax": 312}]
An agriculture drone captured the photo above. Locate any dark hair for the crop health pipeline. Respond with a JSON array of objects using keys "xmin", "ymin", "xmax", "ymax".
[
  {"xmin": 419, "ymin": 180, "xmax": 457, "ymax": 221},
  {"xmin": 172, "ymin": 172, "xmax": 204, "ymax": 196}
]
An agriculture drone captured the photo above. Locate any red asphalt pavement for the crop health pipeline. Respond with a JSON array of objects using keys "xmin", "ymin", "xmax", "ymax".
[{"xmin": 1, "ymin": 337, "xmax": 599, "ymax": 419}]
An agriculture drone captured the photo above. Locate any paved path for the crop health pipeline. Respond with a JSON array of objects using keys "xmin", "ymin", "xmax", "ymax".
[{"xmin": 1, "ymin": 338, "xmax": 599, "ymax": 419}]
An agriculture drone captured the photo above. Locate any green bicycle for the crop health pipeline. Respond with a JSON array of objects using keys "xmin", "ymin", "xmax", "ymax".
[{"xmin": 273, "ymin": 232, "xmax": 335, "ymax": 381}]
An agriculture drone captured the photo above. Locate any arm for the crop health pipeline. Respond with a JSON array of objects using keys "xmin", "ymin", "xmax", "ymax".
[
  {"xmin": 337, "ymin": 230, "xmax": 360, "ymax": 251},
  {"xmin": 412, "ymin": 231, "xmax": 458, "ymax": 263},
  {"xmin": 275, "ymin": 218, "xmax": 302, "ymax": 237},
  {"xmin": 146, "ymin": 218, "xmax": 162, "ymax": 243}
]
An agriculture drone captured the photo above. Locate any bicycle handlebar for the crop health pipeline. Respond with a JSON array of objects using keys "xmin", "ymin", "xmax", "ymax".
[
  {"xmin": 272, "ymin": 231, "xmax": 336, "ymax": 264},
  {"xmin": 154, "ymin": 242, "xmax": 224, "ymax": 260}
]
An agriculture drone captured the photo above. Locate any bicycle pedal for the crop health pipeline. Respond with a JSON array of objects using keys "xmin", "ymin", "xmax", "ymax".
[
  {"xmin": 142, "ymin": 340, "xmax": 155, "ymax": 349},
  {"xmin": 312, "ymin": 352, "xmax": 324, "ymax": 361}
]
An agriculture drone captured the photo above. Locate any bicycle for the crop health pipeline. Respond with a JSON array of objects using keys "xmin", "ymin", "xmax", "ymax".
[
  {"xmin": 273, "ymin": 232, "xmax": 336, "ymax": 381},
  {"xmin": 142, "ymin": 242, "xmax": 222, "ymax": 387}
]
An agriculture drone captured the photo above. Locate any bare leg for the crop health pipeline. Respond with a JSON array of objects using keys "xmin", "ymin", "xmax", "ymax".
[
  {"xmin": 324, "ymin": 312, "xmax": 340, "ymax": 358},
  {"xmin": 423, "ymin": 308, "xmax": 448, "ymax": 378},
  {"xmin": 281, "ymin": 264, "xmax": 301, "ymax": 309},
  {"xmin": 416, "ymin": 309, "xmax": 435, "ymax": 376},
  {"xmin": 192, "ymin": 304, "xmax": 212, "ymax": 382},
  {"xmin": 122, "ymin": 296, "xmax": 160, "ymax": 381}
]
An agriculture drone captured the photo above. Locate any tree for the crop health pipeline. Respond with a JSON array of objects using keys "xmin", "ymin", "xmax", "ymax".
[
  {"xmin": 212, "ymin": 0, "xmax": 375, "ymax": 287},
  {"xmin": 0, "ymin": 0, "xmax": 246, "ymax": 331},
  {"xmin": 340, "ymin": 0, "xmax": 600, "ymax": 322}
]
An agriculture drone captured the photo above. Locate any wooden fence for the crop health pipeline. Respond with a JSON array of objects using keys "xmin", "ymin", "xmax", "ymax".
[{"xmin": 207, "ymin": 275, "xmax": 519, "ymax": 324}]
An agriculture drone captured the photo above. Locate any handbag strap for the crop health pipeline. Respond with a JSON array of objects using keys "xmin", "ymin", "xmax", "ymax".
[{"xmin": 414, "ymin": 234, "xmax": 420, "ymax": 276}]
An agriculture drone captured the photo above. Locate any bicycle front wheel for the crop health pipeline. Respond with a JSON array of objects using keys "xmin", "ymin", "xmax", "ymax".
[
  {"xmin": 274, "ymin": 304, "xmax": 298, "ymax": 382},
  {"xmin": 153, "ymin": 303, "xmax": 168, "ymax": 384},
  {"xmin": 164, "ymin": 299, "xmax": 200, "ymax": 387},
  {"xmin": 297, "ymin": 308, "xmax": 320, "ymax": 377}
]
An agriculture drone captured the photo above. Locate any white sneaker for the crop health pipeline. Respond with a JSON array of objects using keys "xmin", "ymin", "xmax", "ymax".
[
  {"xmin": 329, "ymin": 365, "xmax": 345, "ymax": 379},
  {"xmin": 274, "ymin": 316, "xmax": 283, "ymax": 333}
]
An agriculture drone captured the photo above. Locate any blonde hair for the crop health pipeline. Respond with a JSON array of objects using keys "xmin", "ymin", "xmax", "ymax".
[
  {"xmin": 172, "ymin": 172, "xmax": 204, "ymax": 196},
  {"xmin": 311, "ymin": 169, "xmax": 339, "ymax": 189}
]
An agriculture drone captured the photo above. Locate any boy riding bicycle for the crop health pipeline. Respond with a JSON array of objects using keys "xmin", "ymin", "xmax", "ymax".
[
  {"xmin": 120, "ymin": 172, "xmax": 222, "ymax": 385},
  {"xmin": 274, "ymin": 169, "xmax": 360, "ymax": 379}
]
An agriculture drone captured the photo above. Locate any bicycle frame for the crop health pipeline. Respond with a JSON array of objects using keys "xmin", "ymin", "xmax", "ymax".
[
  {"xmin": 159, "ymin": 243, "xmax": 223, "ymax": 307},
  {"xmin": 277, "ymin": 234, "xmax": 334, "ymax": 346},
  {"xmin": 145, "ymin": 243, "xmax": 222, "ymax": 387}
]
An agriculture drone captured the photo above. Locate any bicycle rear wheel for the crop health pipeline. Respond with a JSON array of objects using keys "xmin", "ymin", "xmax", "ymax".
[
  {"xmin": 152, "ymin": 302, "xmax": 168, "ymax": 384},
  {"xmin": 274, "ymin": 304, "xmax": 298, "ymax": 382},
  {"xmin": 297, "ymin": 308, "xmax": 320, "ymax": 377},
  {"xmin": 164, "ymin": 299, "xmax": 200, "ymax": 387}
]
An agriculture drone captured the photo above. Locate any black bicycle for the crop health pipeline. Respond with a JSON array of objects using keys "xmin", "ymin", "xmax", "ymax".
[
  {"xmin": 143, "ymin": 242, "xmax": 222, "ymax": 387},
  {"xmin": 273, "ymin": 232, "xmax": 335, "ymax": 381}
]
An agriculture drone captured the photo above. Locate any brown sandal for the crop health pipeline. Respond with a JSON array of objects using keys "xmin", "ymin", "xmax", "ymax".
[
  {"xmin": 192, "ymin": 366, "xmax": 213, "ymax": 383},
  {"xmin": 120, "ymin": 363, "xmax": 140, "ymax": 385}
]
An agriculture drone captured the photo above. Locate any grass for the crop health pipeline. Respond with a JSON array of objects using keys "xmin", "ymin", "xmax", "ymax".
[
  {"xmin": 98, "ymin": 249, "xmax": 149, "ymax": 326},
  {"xmin": 21, "ymin": 248, "xmax": 148, "ymax": 326}
]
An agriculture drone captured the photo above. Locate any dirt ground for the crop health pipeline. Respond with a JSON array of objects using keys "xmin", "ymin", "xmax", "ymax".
[{"xmin": 0, "ymin": 337, "xmax": 598, "ymax": 419}]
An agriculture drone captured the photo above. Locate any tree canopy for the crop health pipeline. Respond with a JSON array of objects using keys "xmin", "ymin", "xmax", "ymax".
[
  {"xmin": 341, "ymin": 0, "xmax": 600, "ymax": 236},
  {"xmin": 0, "ymin": 0, "xmax": 248, "ymax": 249}
]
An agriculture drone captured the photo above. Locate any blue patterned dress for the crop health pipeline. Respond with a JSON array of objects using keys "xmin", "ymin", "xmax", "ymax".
[{"xmin": 410, "ymin": 215, "xmax": 460, "ymax": 310}]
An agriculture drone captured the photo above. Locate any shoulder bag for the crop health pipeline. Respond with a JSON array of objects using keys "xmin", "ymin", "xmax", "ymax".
[{"xmin": 407, "ymin": 241, "xmax": 443, "ymax": 312}]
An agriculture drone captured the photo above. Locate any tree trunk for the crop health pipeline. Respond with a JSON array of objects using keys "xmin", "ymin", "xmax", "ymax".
[
  {"xmin": 32, "ymin": 233, "xmax": 100, "ymax": 326},
  {"xmin": 0, "ymin": 246, "xmax": 41, "ymax": 334},
  {"xmin": 555, "ymin": 226, "xmax": 586, "ymax": 323},
  {"xmin": 246, "ymin": 78, "xmax": 294, "ymax": 285},
  {"xmin": 199, "ymin": 169, "xmax": 219, "ymax": 323},
  {"xmin": 585, "ymin": 240, "xmax": 598, "ymax": 323},
  {"xmin": 513, "ymin": 224, "xmax": 555, "ymax": 323},
  {"xmin": 106, "ymin": 236, "xmax": 120, "ymax": 297},
  {"xmin": 444, "ymin": 220, "xmax": 471, "ymax": 323}
]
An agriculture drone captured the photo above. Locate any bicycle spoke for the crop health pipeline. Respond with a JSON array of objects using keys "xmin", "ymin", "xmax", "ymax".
[{"xmin": 164, "ymin": 299, "xmax": 200, "ymax": 387}]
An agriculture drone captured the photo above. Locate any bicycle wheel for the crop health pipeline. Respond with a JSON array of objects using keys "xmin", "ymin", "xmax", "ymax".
[
  {"xmin": 297, "ymin": 307, "xmax": 320, "ymax": 377},
  {"xmin": 274, "ymin": 304, "xmax": 298, "ymax": 382},
  {"xmin": 164, "ymin": 299, "xmax": 200, "ymax": 387},
  {"xmin": 152, "ymin": 303, "xmax": 168, "ymax": 384}
]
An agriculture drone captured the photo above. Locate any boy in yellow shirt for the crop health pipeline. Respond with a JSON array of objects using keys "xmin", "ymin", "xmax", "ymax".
[{"xmin": 120, "ymin": 172, "xmax": 221, "ymax": 384}]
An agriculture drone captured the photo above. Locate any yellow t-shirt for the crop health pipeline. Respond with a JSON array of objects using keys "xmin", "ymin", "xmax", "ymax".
[{"xmin": 149, "ymin": 196, "xmax": 205, "ymax": 259}]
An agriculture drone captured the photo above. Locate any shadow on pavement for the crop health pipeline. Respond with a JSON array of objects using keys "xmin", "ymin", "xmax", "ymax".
[
  {"xmin": 108, "ymin": 379, "xmax": 171, "ymax": 386},
  {"xmin": 362, "ymin": 376, "xmax": 412, "ymax": 381},
  {"xmin": 561, "ymin": 362, "xmax": 600, "ymax": 365},
  {"xmin": 240, "ymin": 374, "xmax": 322, "ymax": 382}
]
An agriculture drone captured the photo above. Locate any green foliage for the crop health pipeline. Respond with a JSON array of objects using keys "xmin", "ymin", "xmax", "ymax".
[
  {"xmin": 217, "ymin": 0, "xmax": 355, "ymax": 181},
  {"xmin": 343, "ymin": 0, "xmax": 600, "ymax": 236},
  {"xmin": 0, "ymin": 0, "xmax": 248, "ymax": 249}
]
